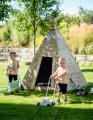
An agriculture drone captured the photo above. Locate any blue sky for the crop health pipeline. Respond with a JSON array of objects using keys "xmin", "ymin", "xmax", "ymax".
[
  {"xmin": 61, "ymin": 0, "xmax": 93, "ymax": 14},
  {"xmin": 0, "ymin": 0, "xmax": 93, "ymax": 25},
  {"xmin": 10, "ymin": 0, "xmax": 93, "ymax": 15}
]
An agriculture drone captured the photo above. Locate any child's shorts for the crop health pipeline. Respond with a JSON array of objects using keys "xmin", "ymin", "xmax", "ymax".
[
  {"xmin": 57, "ymin": 83, "xmax": 67, "ymax": 94},
  {"xmin": 8, "ymin": 74, "xmax": 17, "ymax": 83}
]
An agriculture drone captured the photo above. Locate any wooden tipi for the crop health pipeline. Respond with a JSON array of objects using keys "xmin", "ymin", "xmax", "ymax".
[{"xmin": 22, "ymin": 27, "xmax": 87, "ymax": 91}]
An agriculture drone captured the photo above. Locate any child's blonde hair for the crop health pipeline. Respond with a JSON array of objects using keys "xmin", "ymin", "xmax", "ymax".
[{"xmin": 58, "ymin": 57, "xmax": 65, "ymax": 61}]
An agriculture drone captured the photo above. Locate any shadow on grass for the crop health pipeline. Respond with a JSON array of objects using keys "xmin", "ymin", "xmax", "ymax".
[
  {"xmin": 2, "ymin": 82, "xmax": 93, "ymax": 104},
  {"xmin": 3, "ymin": 90, "xmax": 46, "ymax": 98},
  {"xmin": 81, "ymin": 69, "xmax": 93, "ymax": 72},
  {"xmin": 0, "ymin": 102, "xmax": 93, "ymax": 120}
]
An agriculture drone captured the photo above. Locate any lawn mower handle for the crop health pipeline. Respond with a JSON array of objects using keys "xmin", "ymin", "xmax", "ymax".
[{"xmin": 46, "ymin": 78, "xmax": 52, "ymax": 97}]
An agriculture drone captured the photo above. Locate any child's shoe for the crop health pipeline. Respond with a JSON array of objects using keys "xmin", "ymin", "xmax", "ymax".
[
  {"xmin": 56, "ymin": 99, "xmax": 60, "ymax": 104},
  {"xmin": 63, "ymin": 99, "xmax": 67, "ymax": 103}
]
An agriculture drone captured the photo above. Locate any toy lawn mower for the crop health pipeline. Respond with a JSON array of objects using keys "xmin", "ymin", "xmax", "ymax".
[
  {"xmin": 7, "ymin": 75, "xmax": 25, "ymax": 94},
  {"xmin": 37, "ymin": 78, "xmax": 56, "ymax": 106},
  {"xmin": 70, "ymin": 78, "xmax": 88, "ymax": 96}
]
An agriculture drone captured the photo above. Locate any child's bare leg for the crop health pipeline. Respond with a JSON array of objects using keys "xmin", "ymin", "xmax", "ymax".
[
  {"xmin": 57, "ymin": 92, "xmax": 61, "ymax": 100},
  {"xmin": 56, "ymin": 92, "xmax": 61, "ymax": 104},
  {"xmin": 64, "ymin": 93, "xmax": 67, "ymax": 100}
]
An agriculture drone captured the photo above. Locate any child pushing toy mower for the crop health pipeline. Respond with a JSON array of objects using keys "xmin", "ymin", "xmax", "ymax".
[{"xmin": 6, "ymin": 51, "xmax": 24, "ymax": 93}]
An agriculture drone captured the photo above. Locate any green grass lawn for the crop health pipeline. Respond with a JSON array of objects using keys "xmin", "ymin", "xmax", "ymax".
[{"xmin": 0, "ymin": 61, "xmax": 93, "ymax": 120}]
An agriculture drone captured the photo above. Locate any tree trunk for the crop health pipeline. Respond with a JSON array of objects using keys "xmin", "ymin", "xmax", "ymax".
[{"xmin": 33, "ymin": 31, "xmax": 36, "ymax": 56}]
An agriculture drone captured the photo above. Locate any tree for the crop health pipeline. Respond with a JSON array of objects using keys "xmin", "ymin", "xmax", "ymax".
[
  {"xmin": 0, "ymin": 0, "xmax": 13, "ymax": 21},
  {"xmin": 16, "ymin": 0, "xmax": 61, "ymax": 55},
  {"xmin": 60, "ymin": 14, "xmax": 81, "ymax": 32},
  {"xmin": 13, "ymin": 11, "xmax": 34, "ymax": 46},
  {"xmin": 78, "ymin": 7, "xmax": 93, "ymax": 24},
  {"xmin": 2, "ymin": 26, "xmax": 11, "ymax": 44}
]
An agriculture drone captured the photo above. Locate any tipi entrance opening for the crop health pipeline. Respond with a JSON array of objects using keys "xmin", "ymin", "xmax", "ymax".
[{"xmin": 35, "ymin": 57, "xmax": 52, "ymax": 86}]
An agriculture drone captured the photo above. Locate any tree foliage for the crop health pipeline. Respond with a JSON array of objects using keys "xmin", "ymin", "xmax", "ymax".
[
  {"xmin": 0, "ymin": 0, "xmax": 14, "ymax": 21},
  {"xmin": 1, "ymin": 3, "xmax": 93, "ymax": 56},
  {"xmin": 78, "ymin": 7, "xmax": 93, "ymax": 24},
  {"xmin": 15, "ymin": 0, "xmax": 61, "ymax": 54},
  {"xmin": 59, "ymin": 14, "xmax": 81, "ymax": 34},
  {"xmin": 1, "ymin": 25, "xmax": 12, "ymax": 47}
]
